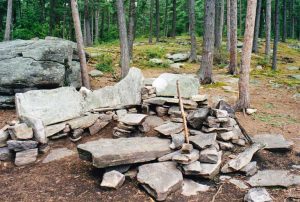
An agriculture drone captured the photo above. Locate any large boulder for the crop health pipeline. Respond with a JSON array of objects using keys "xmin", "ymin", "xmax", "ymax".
[{"xmin": 0, "ymin": 37, "xmax": 83, "ymax": 108}]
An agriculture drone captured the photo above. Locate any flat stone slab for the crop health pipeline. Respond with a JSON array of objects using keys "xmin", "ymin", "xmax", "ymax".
[
  {"xmin": 16, "ymin": 87, "xmax": 85, "ymax": 126},
  {"xmin": 77, "ymin": 137, "xmax": 171, "ymax": 168},
  {"xmin": 244, "ymin": 188, "xmax": 272, "ymax": 202},
  {"xmin": 118, "ymin": 114, "xmax": 147, "ymax": 125},
  {"xmin": 252, "ymin": 134, "xmax": 293, "ymax": 150},
  {"xmin": 101, "ymin": 170, "xmax": 125, "ymax": 189},
  {"xmin": 15, "ymin": 148, "xmax": 38, "ymax": 166},
  {"xmin": 247, "ymin": 170, "xmax": 300, "ymax": 187},
  {"xmin": 152, "ymin": 73, "xmax": 200, "ymax": 98},
  {"xmin": 229, "ymin": 179, "xmax": 249, "ymax": 190},
  {"xmin": 189, "ymin": 132, "xmax": 217, "ymax": 149},
  {"xmin": 137, "ymin": 162, "xmax": 183, "ymax": 201},
  {"xmin": 42, "ymin": 148, "xmax": 75, "ymax": 163},
  {"xmin": 154, "ymin": 122, "xmax": 183, "ymax": 136},
  {"xmin": 7, "ymin": 140, "xmax": 38, "ymax": 152},
  {"xmin": 199, "ymin": 151, "xmax": 222, "ymax": 179},
  {"xmin": 181, "ymin": 179, "xmax": 210, "ymax": 196}
]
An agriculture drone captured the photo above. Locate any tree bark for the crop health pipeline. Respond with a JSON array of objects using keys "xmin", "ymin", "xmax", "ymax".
[
  {"xmin": 235, "ymin": 0, "xmax": 257, "ymax": 110},
  {"xmin": 282, "ymin": 0, "xmax": 287, "ymax": 42},
  {"xmin": 70, "ymin": 0, "xmax": 91, "ymax": 89},
  {"xmin": 163, "ymin": 0, "xmax": 169, "ymax": 37},
  {"xmin": 4, "ymin": 0, "xmax": 13, "ymax": 41},
  {"xmin": 214, "ymin": 0, "xmax": 224, "ymax": 50},
  {"xmin": 116, "ymin": 0, "xmax": 130, "ymax": 78},
  {"xmin": 226, "ymin": 0, "xmax": 230, "ymax": 51},
  {"xmin": 265, "ymin": 0, "xmax": 271, "ymax": 58},
  {"xmin": 199, "ymin": 0, "xmax": 215, "ymax": 84},
  {"xmin": 188, "ymin": 0, "xmax": 197, "ymax": 62},
  {"xmin": 49, "ymin": 0, "xmax": 55, "ymax": 36},
  {"xmin": 252, "ymin": 0, "xmax": 262, "ymax": 53},
  {"xmin": 84, "ymin": 0, "xmax": 93, "ymax": 46},
  {"xmin": 171, "ymin": 0, "xmax": 176, "ymax": 38},
  {"xmin": 149, "ymin": 0, "xmax": 154, "ymax": 43},
  {"xmin": 128, "ymin": 0, "xmax": 137, "ymax": 59},
  {"xmin": 155, "ymin": 0, "xmax": 160, "ymax": 42},
  {"xmin": 100, "ymin": 7, "xmax": 105, "ymax": 39},
  {"xmin": 95, "ymin": 8, "xmax": 100, "ymax": 43},
  {"xmin": 228, "ymin": 0, "xmax": 237, "ymax": 75},
  {"xmin": 272, "ymin": 0, "xmax": 280, "ymax": 71}
]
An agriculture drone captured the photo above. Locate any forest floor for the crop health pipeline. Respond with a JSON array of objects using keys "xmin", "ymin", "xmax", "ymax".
[{"xmin": 0, "ymin": 36, "xmax": 299, "ymax": 201}]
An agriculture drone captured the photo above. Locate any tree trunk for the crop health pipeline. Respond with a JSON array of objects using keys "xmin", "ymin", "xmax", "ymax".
[
  {"xmin": 272, "ymin": 0, "xmax": 280, "ymax": 71},
  {"xmin": 149, "ymin": 0, "xmax": 154, "ymax": 43},
  {"xmin": 228, "ymin": 0, "xmax": 237, "ymax": 75},
  {"xmin": 155, "ymin": 0, "xmax": 160, "ymax": 42},
  {"xmin": 4, "ymin": 0, "xmax": 13, "ymax": 41},
  {"xmin": 199, "ymin": 0, "xmax": 215, "ymax": 84},
  {"xmin": 171, "ymin": 0, "xmax": 176, "ymax": 38},
  {"xmin": 70, "ymin": 0, "xmax": 90, "ymax": 89},
  {"xmin": 291, "ymin": 0, "xmax": 294, "ymax": 38},
  {"xmin": 188, "ymin": 0, "xmax": 197, "ymax": 62},
  {"xmin": 84, "ymin": 0, "xmax": 92, "ymax": 46},
  {"xmin": 252, "ymin": 0, "xmax": 262, "ymax": 53},
  {"xmin": 49, "ymin": 0, "xmax": 55, "ymax": 36},
  {"xmin": 100, "ymin": 7, "xmax": 105, "ymax": 39},
  {"xmin": 116, "ymin": 0, "xmax": 130, "ymax": 78},
  {"xmin": 265, "ymin": 0, "xmax": 271, "ymax": 58},
  {"xmin": 235, "ymin": 0, "xmax": 257, "ymax": 110},
  {"xmin": 226, "ymin": 0, "xmax": 230, "ymax": 51},
  {"xmin": 282, "ymin": 0, "xmax": 287, "ymax": 42},
  {"xmin": 239, "ymin": 0, "xmax": 242, "ymax": 36},
  {"xmin": 95, "ymin": 8, "xmax": 100, "ymax": 43},
  {"xmin": 163, "ymin": 0, "xmax": 169, "ymax": 37},
  {"xmin": 214, "ymin": 0, "xmax": 224, "ymax": 50},
  {"xmin": 128, "ymin": 0, "xmax": 137, "ymax": 59}
]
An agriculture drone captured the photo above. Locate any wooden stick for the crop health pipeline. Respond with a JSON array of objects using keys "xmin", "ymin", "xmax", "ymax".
[{"xmin": 176, "ymin": 80, "xmax": 190, "ymax": 144}]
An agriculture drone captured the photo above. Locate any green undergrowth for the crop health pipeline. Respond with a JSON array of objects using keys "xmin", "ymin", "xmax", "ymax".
[
  {"xmin": 252, "ymin": 112, "xmax": 298, "ymax": 127},
  {"xmin": 203, "ymin": 81, "xmax": 227, "ymax": 88},
  {"xmin": 95, "ymin": 54, "xmax": 114, "ymax": 73}
]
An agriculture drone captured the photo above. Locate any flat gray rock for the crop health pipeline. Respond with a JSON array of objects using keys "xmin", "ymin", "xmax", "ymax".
[
  {"xmin": 152, "ymin": 73, "xmax": 199, "ymax": 98},
  {"xmin": 101, "ymin": 170, "xmax": 125, "ymax": 189},
  {"xmin": 199, "ymin": 146, "xmax": 219, "ymax": 164},
  {"xmin": 118, "ymin": 114, "xmax": 147, "ymax": 125},
  {"xmin": 244, "ymin": 188, "xmax": 272, "ymax": 202},
  {"xmin": 181, "ymin": 179, "xmax": 210, "ymax": 196},
  {"xmin": 247, "ymin": 170, "xmax": 300, "ymax": 187},
  {"xmin": 199, "ymin": 151, "xmax": 222, "ymax": 179},
  {"xmin": 187, "ymin": 108, "xmax": 210, "ymax": 129},
  {"xmin": 137, "ymin": 162, "xmax": 183, "ymax": 201},
  {"xmin": 190, "ymin": 132, "xmax": 217, "ymax": 149},
  {"xmin": 290, "ymin": 74, "xmax": 300, "ymax": 80},
  {"xmin": 9, "ymin": 123, "xmax": 33, "ymax": 140},
  {"xmin": 0, "ymin": 129, "xmax": 9, "ymax": 147},
  {"xmin": 43, "ymin": 148, "xmax": 75, "ymax": 163},
  {"xmin": 229, "ymin": 179, "xmax": 249, "ymax": 190},
  {"xmin": 16, "ymin": 87, "xmax": 85, "ymax": 126},
  {"xmin": 170, "ymin": 133, "xmax": 185, "ymax": 149},
  {"xmin": 182, "ymin": 161, "xmax": 202, "ymax": 175},
  {"xmin": 221, "ymin": 143, "xmax": 264, "ymax": 173},
  {"xmin": 252, "ymin": 134, "xmax": 293, "ymax": 150},
  {"xmin": 15, "ymin": 148, "xmax": 38, "ymax": 166},
  {"xmin": 167, "ymin": 53, "xmax": 189, "ymax": 62},
  {"xmin": 89, "ymin": 70, "xmax": 103, "ymax": 77},
  {"xmin": 77, "ymin": 137, "xmax": 171, "ymax": 168},
  {"xmin": 0, "ymin": 147, "xmax": 12, "ymax": 161},
  {"xmin": 154, "ymin": 122, "xmax": 183, "ymax": 136},
  {"xmin": 7, "ymin": 140, "xmax": 38, "ymax": 152},
  {"xmin": 158, "ymin": 150, "xmax": 181, "ymax": 162},
  {"xmin": 241, "ymin": 161, "xmax": 258, "ymax": 176},
  {"xmin": 172, "ymin": 149, "xmax": 200, "ymax": 164}
]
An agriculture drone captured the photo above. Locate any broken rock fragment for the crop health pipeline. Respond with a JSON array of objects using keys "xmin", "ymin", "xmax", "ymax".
[
  {"xmin": 118, "ymin": 114, "xmax": 147, "ymax": 126},
  {"xmin": 9, "ymin": 123, "xmax": 33, "ymax": 140},
  {"xmin": 181, "ymin": 161, "xmax": 202, "ymax": 175},
  {"xmin": 252, "ymin": 134, "xmax": 293, "ymax": 150},
  {"xmin": 172, "ymin": 149, "xmax": 200, "ymax": 164},
  {"xmin": 137, "ymin": 162, "xmax": 183, "ymax": 201},
  {"xmin": 199, "ymin": 151, "xmax": 222, "ymax": 179},
  {"xmin": 0, "ymin": 147, "xmax": 12, "ymax": 161},
  {"xmin": 189, "ymin": 132, "xmax": 217, "ymax": 149},
  {"xmin": 244, "ymin": 188, "xmax": 272, "ymax": 202},
  {"xmin": 187, "ymin": 107, "xmax": 210, "ymax": 129},
  {"xmin": 199, "ymin": 146, "xmax": 219, "ymax": 164},
  {"xmin": 101, "ymin": 170, "xmax": 125, "ymax": 189},
  {"xmin": 7, "ymin": 140, "xmax": 38, "ymax": 152},
  {"xmin": 181, "ymin": 179, "xmax": 210, "ymax": 196},
  {"xmin": 42, "ymin": 148, "xmax": 75, "ymax": 163},
  {"xmin": 154, "ymin": 122, "xmax": 183, "ymax": 136},
  {"xmin": 15, "ymin": 148, "xmax": 38, "ymax": 166}
]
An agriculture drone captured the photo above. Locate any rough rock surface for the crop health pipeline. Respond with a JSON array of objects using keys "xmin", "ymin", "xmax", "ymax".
[
  {"xmin": 0, "ymin": 147, "xmax": 12, "ymax": 161},
  {"xmin": 0, "ymin": 38, "xmax": 83, "ymax": 108},
  {"xmin": 137, "ymin": 162, "xmax": 183, "ymax": 201},
  {"xmin": 154, "ymin": 122, "xmax": 183, "ymax": 136},
  {"xmin": 252, "ymin": 134, "xmax": 294, "ymax": 150},
  {"xmin": 7, "ymin": 140, "xmax": 38, "ymax": 152},
  {"xmin": 118, "ymin": 114, "xmax": 147, "ymax": 125},
  {"xmin": 199, "ymin": 151, "xmax": 222, "ymax": 179},
  {"xmin": 167, "ymin": 53, "xmax": 189, "ymax": 62},
  {"xmin": 189, "ymin": 132, "xmax": 217, "ymax": 149},
  {"xmin": 15, "ymin": 148, "xmax": 38, "ymax": 166},
  {"xmin": 42, "ymin": 148, "xmax": 75, "ymax": 163},
  {"xmin": 187, "ymin": 108, "xmax": 210, "ymax": 129},
  {"xmin": 244, "ymin": 188, "xmax": 272, "ymax": 202},
  {"xmin": 77, "ymin": 137, "xmax": 171, "ymax": 168},
  {"xmin": 101, "ymin": 170, "xmax": 125, "ymax": 189},
  {"xmin": 152, "ymin": 73, "xmax": 199, "ymax": 98},
  {"xmin": 181, "ymin": 179, "xmax": 210, "ymax": 196}
]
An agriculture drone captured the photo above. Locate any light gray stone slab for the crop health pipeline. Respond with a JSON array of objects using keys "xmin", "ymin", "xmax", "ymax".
[
  {"xmin": 43, "ymin": 148, "xmax": 75, "ymax": 163},
  {"xmin": 137, "ymin": 162, "xmax": 183, "ymax": 201},
  {"xmin": 244, "ymin": 188, "xmax": 272, "ymax": 202},
  {"xmin": 189, "ymin": 132, "xmax": 217, "ymax": 149},
  {"xmin": 199, "ymin": 151, "xmax": 222, "ymax": 179},
  {"xmin": 9, "ymin": 123, "xmax": 33, "ymax": 140},
  {"xmin": 199, "ymin": 146, "xmax": 219, "ymax": 164},
  {"xmin": 182, "ymin": 161, "xmax": 202, "ymax": 175},
  {"xmin": 167, "ymin": 53, "xmax": 189, "ymax": 62},
  {"xmin": 15, "ymin": 148, "xmax": 38, "ymax": 166},
  {"xmin": 77, "ymin": 137, "xmax": 171, "ymax": 168},
  {"xmin": 154, "ymin": 122, "xmax": 183, "ymax": 136},
  {"xmin": 229, "ymin": 179, "xmax": 249, "ymax": 190},
  {"xmin": 252, "ymin": 134, "xmax": 293, "ymax": 150},
  {"xmin": 0, "ymin": 129, "xmax": 9, "ymax": 147},
  {"xmin": 7, "ymin": 140, "xmax": 38, "ymax": 152},
  {"xmin": 118, "ymin": 114, "xmax": 147, "ymax": 126},
  {"xmin": 101, "ymin": 170, "xmax": 125, "ymax": 189},
  {"xmin": 181, "ymin": 179, "xmax": 210, "ymax": 196},
  {"xmin": 172, "ymin": 149, "xmax": 200, "ymax": 165}
]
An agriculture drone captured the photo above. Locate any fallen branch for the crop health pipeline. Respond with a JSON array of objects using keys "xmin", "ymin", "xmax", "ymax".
[
  {"xmin": 211, "ymin": 184, "xmax": 223, "ymax": 202},
  {"xmin": 234, "ymin": 117, "xmax": 253, "ymax": 144}
]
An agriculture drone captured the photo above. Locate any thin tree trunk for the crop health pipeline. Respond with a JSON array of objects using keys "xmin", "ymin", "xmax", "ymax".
[
  {"xmin": 116, "ymin": 0, "xmax": 130, "ymax": 78},
  {"xmin": 4, "ymin": 0, "xmax": 13, "ymax": 41},
  {"xmin": 149, "ymin": 0, "xmax": 154, "ymax": 43},
  {"xmin": 100, "ymin": 7, "xmax": 105, "ymax": 39},
  {"xmin": 199, "ymin": 0, "xmax": 215, "ymax": 84},
  {"xmin": 155, "ymin": 0, "xmax": 160, "ymax": 42},
  {"xmin": 226, "ymin": 0, "xmax": 230, "ymax": 51},
  {"xmin": 291, "ymin": 0, "xmax": 294, "ymax": 38},
  {"xmin": 272, "ymin": 0, "xmax": 280, "ymax": 71},
  {"xmin": 70, "ymin": 0, "xmax": 90, "ymax": 89},
  {"xmin": 171, "ymin": 0, "xmax": 176, "ymax": 38},
  {"xmin": 128, "ymin": 0, "xmax": 137, "ymax": 59},
  {"xmin": 239, "ymin": 0, "xmax": 242, "ymax": 36},
  {"xmin": 84, "ymin": 0, "xmax": 92, "ymax": 46},
  {"xmin": 282, "ymin": 0, "xmax": 287, "ymax": 42},
  {"xmin": 95, "ymin": 8, "xmax": 100, "ymax": 43},
  {"xmin": 265, "ymin": 0, "xmax": 271, "ymax": 58},
  {"xmin": 229, "ymin": 0, "xmax": 237, "ymax": 75},
  {"xmin": 163, "ymin": 0, "xmax": 169, "ymax": 37},
  {"xmin": 236, "ymin": 0, "xmax": 257, "ymax": 110},
  {"xmin": 49, "ymin": 0, "xmax": 55, "ymax": 36},
  {"xmin": 188, "ymin": 0, "xmax": 197, "ymax": 62},
  {"xmin": 215, "ymin": 0, "xmax": 224, "ymax": 50},
  {"xmin": 252, "ymin": 0, "xmax": 262, "ymax": 53}
]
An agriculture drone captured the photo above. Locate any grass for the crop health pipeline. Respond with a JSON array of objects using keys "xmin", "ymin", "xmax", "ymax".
[
  {"xmin": 95, "ymin": 54, "xmax": 114, "ymax": 73},
  {"xmin": 252, "ymin": 112, "xmax": 298, "ymax": 127},
  {"xmin": 203, "ymin": 81, "xmax": 227, "ymax": 88}
]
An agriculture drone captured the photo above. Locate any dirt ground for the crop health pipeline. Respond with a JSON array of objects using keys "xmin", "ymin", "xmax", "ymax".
[{"xmin": 0, "ymin": 39, "xmax": 300, "ymax": 201}]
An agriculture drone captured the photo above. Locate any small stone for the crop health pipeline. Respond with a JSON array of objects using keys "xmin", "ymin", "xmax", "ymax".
[
  {"xmin": 149, "ymin": 58, "xmax": 163, "ymax": 64},
  {"xmin": 15, "ymin": 148, "xmax": 38, "ymax": 166},
  {"xmin": 181, "ymin": 143, "xmax": 193, "ymax": 154},
  {"xmin": 106, "ymin": 165, "xmax": 131, "ymax": 174},
  {"xmin": 191, "ymin": 94, "xmax": 208, "ymax": 102},
  {"xmin": 158, "ymin": 150, "xmax": 181, "ymax": 162},
  {"xmin": 63, "ymin": 124, "xmax": 71, "ymax": 133},
  {"xmin": 292, "ymin": 165, "xmax": 300, "ymax": 169},
  {"xmin": 241, "ymin": 161, "xmax": 258, "ymax": 176},
  {"xmin": 199, "ymin": 151, "xmax": 222, "ymax": 179},
  {"xmin": 116, "ymin": 109, "xmax": 127, "ymax": 118},
  {"xmin": 72, "ymin": 128, "xmax": 84, "ymax": 139},
  {"xmin": 49, "ymin": 133, "xmax": 68, "ymax": 140},
  {"xmin": 287, "ymin": 66, "xmax": 299, "ymax": 71},
  {"xmin": 187, "ymin": 108, "xmax": 210, "ymax": 129},
  {"xmin": 218, "ymin": 141, "xmax": 234, "ymax": 150},
  {"xmin": 189, "ymin": 132, "xmax": 217, "ymax": 149},
  {"xmin": 170, "ymin": 133, "xmax": 185, "ymax": 149},
  {"xmin": 229, "ymin": 179, "xmax": 249, "ymax": 190},
  {"xmin": 156, "ymin": 106, "xmax": 168, "ymax": 117},
  {"xmin": 221, "ymin": 118, "xmax": 237, "ymax": 128},
  {"xmin": 256, "ymin": 65, "xmax": 263, "ymax": 70},
  {"xmin": 43, "ymin": 148, "xmax": 75, "ymax": 163},
  {"xmin": 89, "ymin": 70, "xmax": 103, "ymax": 77},
  {"xmin": 0, "ymin": 130, "xmax": 9, "ymax": 147},
  {"xmin": 181, "ymin": 179, "xmax": 210, "ymax": 196},
  {"xmin": 199, "ymin": 146, "xmax": 219, "ymax": 164},
  {"xmin": 125, "ymin": 169, "xmax": 138, "ymax": 179},
  {"xmin": 138, "ymin": 122, "xmax": 151, "ymax": 133},
  {"xmin": 246, "ymin": 108, "xmax": 257, "ymax": 115},
  {"xmin": 9, "ymin": 123, "xmax": 33, "ymax": 140},
  {"xmin": 232, "ymin": 138, "xmax": 246, "ymax": 146},
  {"xmin": 101, "ymin": 170, "xmax": 125, "ymax": 189},
  {"xmin": 170, "ymin": 63, "xmax": 184, "ymax": 69},
  {"xmin": 290, "ymin": 74, "xmax": 300, "ymax": 80},
  {"xmin": 212, "ymin": 109, "xmax": 229, "ymax": 118},
  {"xmin": 39, "ymin": 144, "xmax": 51, "ymax": 154},
  {"xmin": 244, "ymin": 188, "xmax": 272, "ymax": 202},
  {"xmin": 89, "ymin": 120, "xmax": 109, "ymax": 135},
  {"xmin": 181, "ymin": 161, "xmax": 202, "ymax": 175},
  {"xmin": 0, "ymin": 147, "xmax": 12, "ymax": 161},
  {"xmin": 154, "ymin": 122, "xmax": 183, "ymax": 136},
  {"xmin": 219, "ymin": 175, "xmax": 232, "ymax": 181},
  {"xmin": 7, "ymin": 140, "xmax": 38, "ymax": 152},
  {"xmin": 119, "ymin": 114, "xmax": 147, "ymax": 126},
  {"xmin": 172, "ymin": 149, "xmax": 200, "ymax": 164},
  {"xmin": 219, "ymin": 131, "xmax": 239, "ymax": 141}
]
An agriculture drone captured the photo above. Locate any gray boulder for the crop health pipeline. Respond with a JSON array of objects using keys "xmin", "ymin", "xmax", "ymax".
[
  {"xmin": 187, "ymin": 108, "xmax": 210, "ymax": 129},
  {"xmin": 167, "ymin": 53, "xmax": 189, "ymax": 62}
]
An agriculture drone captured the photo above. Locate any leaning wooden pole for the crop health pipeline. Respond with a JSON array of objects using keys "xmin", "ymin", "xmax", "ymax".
[{"xmin": 176, "ymin": 80, "xmax": 189, "ymax": 144}]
